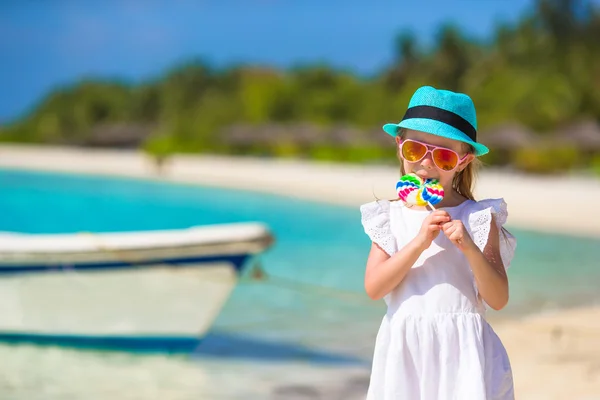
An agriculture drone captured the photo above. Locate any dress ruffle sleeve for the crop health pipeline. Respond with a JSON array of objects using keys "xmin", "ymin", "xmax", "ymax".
[
  {"xmin": 359, "ymin": 200, "xmax": 398, "ymax": 256},
  {"xmin": 467, "ymin": 198, "xmax": 517, "ymax": 271},
  {"xmin": 466, "ymin": 198, "xmax": 517, "ymax": 309}
]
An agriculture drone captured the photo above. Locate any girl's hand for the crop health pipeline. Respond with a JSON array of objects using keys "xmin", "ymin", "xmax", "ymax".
[
  {"xmin": 442, "ymin": 219, "xmax": 475, "ymax": 252},
  {"xmin": 415, "ymin": 210, "xmax": 451, "ymax": 250}
]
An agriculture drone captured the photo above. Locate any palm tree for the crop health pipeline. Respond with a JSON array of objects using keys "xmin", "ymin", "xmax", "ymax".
[
  {"xmin": 430, "ymin": 25, "xmax": 472, "ymax": 91},
  {"xmin": 385, "ymin": 32, "xmax": 420, "ymax": 89}
]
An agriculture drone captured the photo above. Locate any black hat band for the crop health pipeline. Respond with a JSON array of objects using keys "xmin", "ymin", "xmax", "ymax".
[{"xmin": 401, "ymin": 105, "xmax": 477, "ymax": 142}]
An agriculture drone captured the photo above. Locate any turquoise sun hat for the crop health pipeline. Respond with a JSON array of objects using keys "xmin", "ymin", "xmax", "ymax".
[{"xmin": 383, "ymin": 86, "xmax": 489, "ymax": 156}]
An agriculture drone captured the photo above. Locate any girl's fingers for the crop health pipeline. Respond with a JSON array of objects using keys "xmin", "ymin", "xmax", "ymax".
[
  {"xmin": 431, "ymin": 215, "xmax": 451, "ymax": 224},
  {"xmin": 431, "ymin": 217, "xmax": 469, "ymax": 247},
  {"xmin": 450, "ymin": 231, "xmax": 463, "ymax": 242},
  {"xmin": 443, "ymin": 224, "xmax": 456, "ymax": 235}
]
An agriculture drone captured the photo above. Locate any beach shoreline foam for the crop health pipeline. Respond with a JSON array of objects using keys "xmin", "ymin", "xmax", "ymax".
[{"xmin": 1, "ymin": 144, "xmax": 599, "ymax": 398}]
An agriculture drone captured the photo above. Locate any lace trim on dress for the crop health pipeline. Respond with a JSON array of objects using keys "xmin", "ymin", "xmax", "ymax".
[
  {"xmin": 360, "ymin": 200, "xmax": 398, "ymax": 256},
  {"xmin": 467, "ymin": 198, "xmax": 517, "ymax": 309}
]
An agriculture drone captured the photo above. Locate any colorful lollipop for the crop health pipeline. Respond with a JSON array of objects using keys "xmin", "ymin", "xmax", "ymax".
[{"xmin": 396, "ymin": 173, "xmax": 444, "ymax": 209}]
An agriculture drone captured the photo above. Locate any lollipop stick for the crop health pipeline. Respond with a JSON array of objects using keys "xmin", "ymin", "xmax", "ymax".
[{"xmin": 427, "ymin": 201, "xmax": 436, "ymax": 211}]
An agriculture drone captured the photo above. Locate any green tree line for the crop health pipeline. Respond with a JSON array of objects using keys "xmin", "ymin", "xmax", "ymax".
[{"xmin": 2, "ymin": 0, "xmax": 600, "ymax": 173}]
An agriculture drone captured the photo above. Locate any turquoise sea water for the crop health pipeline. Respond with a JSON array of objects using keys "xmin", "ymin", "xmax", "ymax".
[{"xmin": 1, "ymin": 168, "xmax": 600, "ymax": 398}]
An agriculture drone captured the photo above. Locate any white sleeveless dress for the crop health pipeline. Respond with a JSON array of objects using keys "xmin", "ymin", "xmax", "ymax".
[{"xmin": 360, "ymin": 198, "xmax": 517, "ymax": 400}]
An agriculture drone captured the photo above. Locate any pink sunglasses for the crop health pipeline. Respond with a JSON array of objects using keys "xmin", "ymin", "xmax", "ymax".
[{"xmin": 399, "ymin": 139, "xmax": 469, "ymax": 172}]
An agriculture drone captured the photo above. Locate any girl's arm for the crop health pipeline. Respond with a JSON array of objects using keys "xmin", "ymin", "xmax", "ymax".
[
  {"xmin": 365, "ymin": 210, "xmax": 451, "ymax": 300},
  {"xmin": 443, "ymin": 215, "xmax": 509, "ymax": 310},
  {"xmin": 364, "ymin": 239, "xmax": 426, "ymax": 300}
]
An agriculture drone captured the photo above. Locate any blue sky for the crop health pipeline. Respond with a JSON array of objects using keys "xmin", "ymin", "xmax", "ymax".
[{"xmin": 0, "ymin": 0, "xmax": 566, "ymax": 123}]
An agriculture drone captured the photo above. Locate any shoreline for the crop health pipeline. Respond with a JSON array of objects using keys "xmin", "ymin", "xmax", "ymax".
[
  {"xmin": 1, "ymin": 144, "xmax": 599, "ymax": 238},
  {"xmin": 1, "ymin": 144, "xmax": 600, "ymax": 397}
]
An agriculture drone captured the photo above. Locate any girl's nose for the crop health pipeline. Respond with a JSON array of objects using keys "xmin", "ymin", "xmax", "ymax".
[{"xmin": 420, "ymin": 152, "xmax": 434, "ymax": 169}]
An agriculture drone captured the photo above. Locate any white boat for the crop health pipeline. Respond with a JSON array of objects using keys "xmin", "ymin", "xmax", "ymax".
[{"xmin": 0, "ymin": 222, "xmax": 274, "ymax": 352}]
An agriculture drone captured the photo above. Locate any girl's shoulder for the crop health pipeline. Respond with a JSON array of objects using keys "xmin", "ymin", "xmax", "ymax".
[
  {"xmin": 460, "ymin": 197, "xmax": 517, "ymax": 269},
  {"xmin": 457, "ymin": 198, "xmax": 510, "ymax": 225},
  {"xmin": 359, "ymin": 199, "xmax": 399, "ymax": 256}
]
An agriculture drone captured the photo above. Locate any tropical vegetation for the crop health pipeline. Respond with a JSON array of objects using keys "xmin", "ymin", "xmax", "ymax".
[{"xmin": 1, "ymin": 0, "xmax": 599, "ymax": 174}]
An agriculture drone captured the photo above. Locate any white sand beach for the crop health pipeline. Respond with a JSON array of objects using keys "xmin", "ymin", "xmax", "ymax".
[
  {"xmin": 1, "ymin": 144, "xmax": 600, "ymax": 398},
  {"xmin": 496, "ymin": 306, "xmax": 600, "ymax": 399}
]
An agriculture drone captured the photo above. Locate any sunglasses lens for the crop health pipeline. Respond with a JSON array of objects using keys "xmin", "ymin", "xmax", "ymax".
[
  {"xmin": 401, "ymin": 141, "xmax": 427, "ymax": 162},
  {"xmin": 433, "ymin": 148, "xmax": 459, "ymax": 171}
]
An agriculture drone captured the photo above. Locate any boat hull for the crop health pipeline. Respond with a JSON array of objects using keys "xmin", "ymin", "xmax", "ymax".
[
  {"xmin": 0, "ymin": 223, "xmax": 274, "ymax": 351},
  {"xmin": 0, "ymin": 257, "xmax": 248, "ymax": 350}
]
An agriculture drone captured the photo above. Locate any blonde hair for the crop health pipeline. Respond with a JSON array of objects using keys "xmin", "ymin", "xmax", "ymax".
[{"xmin": 397, "ymin": 128, "xmax": 481, "ymax": 200}]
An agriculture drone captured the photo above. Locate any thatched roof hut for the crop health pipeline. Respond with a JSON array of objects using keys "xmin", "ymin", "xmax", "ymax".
[
  {"xmin": 286, "ymin": 123, "xmax": 325, "ymax": 146},
  {"xmin": 222, "ymin": 122, "xmax": 328, "ymax": 148},
  {"xmin": 479, "ymin": 123, "xmax": 538, "ymax": 150},
  {"xmin": 255, "ymin": 123, "xmax": 289, "ymax": 145},
  {"xmin": 85, "ymin": 123, "xmax": 155, "ymax": 148},
  {"xmin": 555, "ymin": 120, "xmax": 600, "ymax": 150},
  {"xmin": 325, "ymin": 124, "xmax": 366, "ymax": 146},
  {"xmin": 220, "ymin": 122, "xmax": 398, "ymax": 150},
  {"xmin": 220, "ymin": 124, "xmax": 264, "ymax": 146},
  {"xmin": 367, "ymin": 127, "xmax": 397, "ymax": 147}
]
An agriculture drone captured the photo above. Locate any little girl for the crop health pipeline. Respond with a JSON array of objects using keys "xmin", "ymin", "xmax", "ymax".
[{"xmin": 360, "ymin": 86, "xmax": 517, "ymax": 400}]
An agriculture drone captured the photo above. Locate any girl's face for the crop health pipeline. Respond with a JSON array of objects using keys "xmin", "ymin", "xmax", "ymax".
[{"xmin": 396, "ymin": 129, "xmax": 474, "ymax": 189}]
